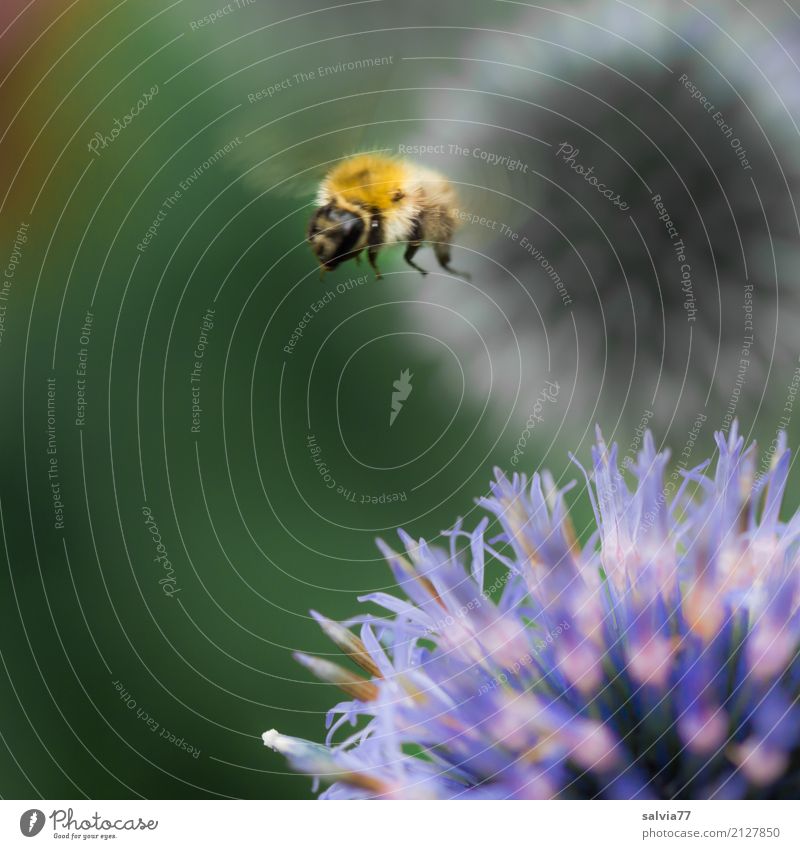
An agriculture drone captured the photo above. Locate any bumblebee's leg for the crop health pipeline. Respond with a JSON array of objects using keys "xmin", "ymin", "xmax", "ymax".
[
  {"xmin": 367, "ymin": 246, "xmax": 382, "ymax": 279},
  {"xmin": 403, "ymin": 241, "xmax": 428, "ymax": 276},
  {"xmin": 434, "ymin": 243, "xmax": 471, "ymax": 280},
  {"xmin": 403, "ymin": 218, "xmax": 428, "ymax": 276},
  {"xmin": 366, "ymin": 209, "xmax": 384, "ymax": 279}
]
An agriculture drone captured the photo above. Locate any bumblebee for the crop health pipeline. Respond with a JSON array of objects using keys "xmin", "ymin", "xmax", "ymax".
[{"xmin": 307, "ymin": 154, "xmax": 468, "ymax": 279}]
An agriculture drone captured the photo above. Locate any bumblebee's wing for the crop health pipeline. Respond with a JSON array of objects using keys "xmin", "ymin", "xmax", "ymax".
[
  {"xmin": 231, "ymin": 148, "xmax": 324, "ymax": 203},
  {"xmin": 229, "ymin": 116, "xmax": 396, "ymax": 204}
]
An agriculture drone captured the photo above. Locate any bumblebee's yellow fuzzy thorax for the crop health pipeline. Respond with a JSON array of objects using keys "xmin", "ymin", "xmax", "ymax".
[{"xmin": 320, "ymin": 154, "xmax": 409, "ymax": 209}]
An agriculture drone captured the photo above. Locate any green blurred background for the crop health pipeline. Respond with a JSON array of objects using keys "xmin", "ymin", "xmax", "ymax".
[{"xmin": 1, "ymin": 0, "xmax": 800, "ymax": 799}]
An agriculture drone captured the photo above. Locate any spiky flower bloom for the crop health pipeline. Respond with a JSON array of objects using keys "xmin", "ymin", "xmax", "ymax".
[{"xmin": 265, "ymin": 425, "xmax": 800, "ymax": 799}]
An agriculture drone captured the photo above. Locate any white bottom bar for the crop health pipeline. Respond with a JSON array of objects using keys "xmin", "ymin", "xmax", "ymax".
[{"xmin": 1, "ymin": 800, "xmax": 796, "ymax": 848}]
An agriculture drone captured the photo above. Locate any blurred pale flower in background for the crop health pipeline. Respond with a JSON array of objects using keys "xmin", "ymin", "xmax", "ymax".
[
  {"xmin": 266, "ymin": 423, "xmax": 800, "ymax": 799},
  {"xmin": 407, "ymin": 0, "xmax": 800, "ymax": 442}
]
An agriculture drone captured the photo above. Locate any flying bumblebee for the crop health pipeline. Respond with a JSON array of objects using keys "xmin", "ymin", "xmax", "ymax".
[{"xmin": 307, "ymin": 153, "xmax": 469, "ymax": 279}]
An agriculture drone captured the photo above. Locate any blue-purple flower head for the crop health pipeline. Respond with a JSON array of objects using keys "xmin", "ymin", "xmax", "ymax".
[{"xmin": 265, "ymin": 424, "xmax": 800, "ymax": 798}]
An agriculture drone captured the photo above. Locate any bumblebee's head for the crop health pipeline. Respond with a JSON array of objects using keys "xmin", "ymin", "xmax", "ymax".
[{"xmin": 308, "ymin": 203, "xmax": 367, "ymax": 271}]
